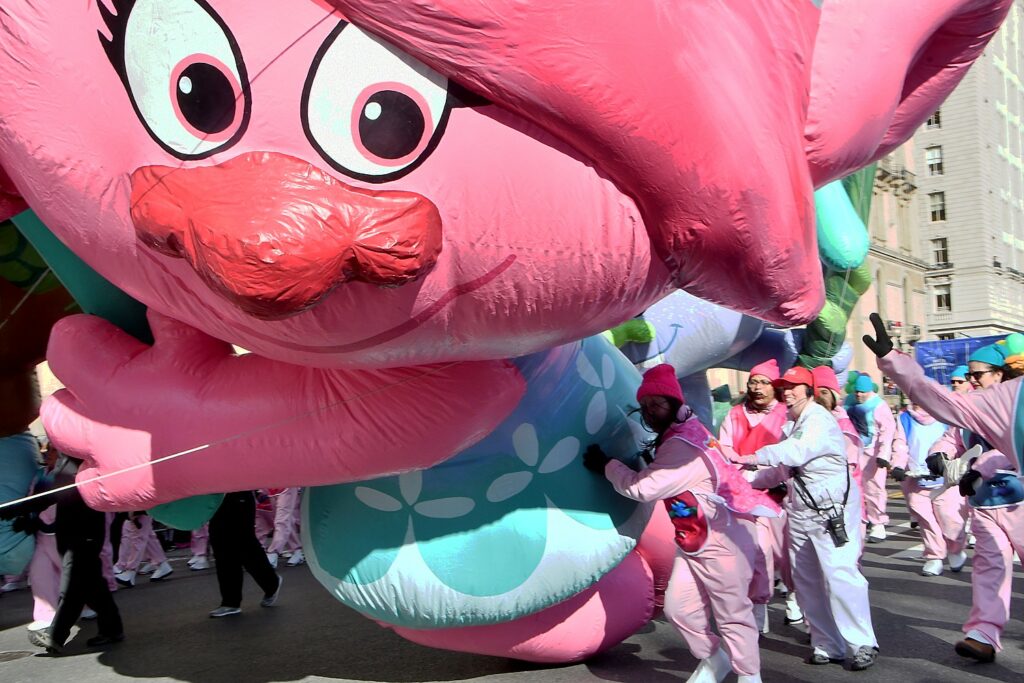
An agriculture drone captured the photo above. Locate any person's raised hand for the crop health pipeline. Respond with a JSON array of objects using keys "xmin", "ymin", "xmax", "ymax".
[{"xmin": 862, "ymin": 312, "xmax": 894, "ymax": 358}]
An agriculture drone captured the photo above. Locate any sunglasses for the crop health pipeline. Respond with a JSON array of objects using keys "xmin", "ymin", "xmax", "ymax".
[
  {"xmin": 967, "ymin": 369, "xmax": 995, "ymax": 381},
  {"xmin": 950, "ymin": 379, "xmax": 966, "ymax": 385}
]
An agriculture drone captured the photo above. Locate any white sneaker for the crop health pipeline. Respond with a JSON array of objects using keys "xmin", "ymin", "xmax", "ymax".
[
  {"xmin": 286, "ymin": 549, "xmax": 305, "ymax": 566},
  {"xmin": 190, "ymin": 557, "xmax": 211, "ymax": 571},
  {"xmin": 0, "ymin": 579, "xmax": 28, "ymax": 592},
  {"xmin": 150, "ymin": 561, "xmax": 173, "ymax": 581},
  {"xmin": 81, "ymin": 607, "xmax": 97, "ymax": 620},
  {"xmin": 138, "ymin": 562, "xmax": 157, "ymax": 575},
  {"xmin": 867, "ymin": 524, "xmax": 887, "ymax": 543},
  {"xmin": 785, "ymin": 592, "xmax": 803, "ymax": 625},
  {"xmin": 209, "ymin": 606, "xmax": 241, "ymax": 618},
  {"xmin": 967, "ymin": 533, "xmax": 976, "ymax": 549},
  {"xmin": 753, "ymin": 602, "xmax": 769, "ymax": 634},
  {"xmin": 685, "ymin": 646, "xmax": 732, "ymax": 683},
  {"xmin": 266, "ymin": 552, "xmax": 278, "ymax": 569},
  {"xmin": 949, "ymin": 551, "xmax": 968, "ymax": 573},
  {"xmin": 921, "ymin": 559, "xmax": 943, "ymax": 576},
  {"xmin": 737, "ymin": 675, "xmax": 763, "ymax": 683},
  {"xmin": 114, "ymin": 570, "xmax": 136, "ymax": 587}
]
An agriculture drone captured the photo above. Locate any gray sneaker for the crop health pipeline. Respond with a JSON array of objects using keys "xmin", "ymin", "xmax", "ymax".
[
  {"xmin": 261, "ymin": 575, "xmax": 282, "ymax": 607},
  {"xmin": 850, "ymin": 646, "xmax": 878, "ymax": 671},
  {"xmin": 209, "ymin": 606, "xmax": 241, "ymax": 618}
]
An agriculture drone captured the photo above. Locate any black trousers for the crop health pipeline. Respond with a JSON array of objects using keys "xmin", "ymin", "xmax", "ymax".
[
  {"xmin": 209, "ymin": 491, "xmax": 279, "ymax": 608},
  {"xmin": 50, "ymin": 539, "xmax": 123, "ymax": 646}
]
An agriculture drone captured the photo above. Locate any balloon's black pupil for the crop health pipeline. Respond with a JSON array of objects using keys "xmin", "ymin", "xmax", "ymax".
[
  {"xmin": 176, "ymin": 62, "xmax": 236, "ymax": 135},
  {"xmin": 358, "ymin": 90, "xmax": 425, "ymax": 160}
]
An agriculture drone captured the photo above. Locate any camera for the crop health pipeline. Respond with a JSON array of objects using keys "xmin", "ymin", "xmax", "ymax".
[{"xmin": 824, "ymin": 506, "xmax": 848, "ymax": 547}]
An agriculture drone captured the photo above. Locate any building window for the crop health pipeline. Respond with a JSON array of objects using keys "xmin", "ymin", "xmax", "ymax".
[
  {"xmin": 934, "ymin": 283, "xmax": 952, "ymax": 312},
  {"xmin": 926, "ymin": 146, "xmax": 944, "ymax": 175},
  {"xmin": 932, "ymin": 237, "xmax": 949, "ymax": 265},
  {"xmin": 929, "ymin": 192, "xmax": 946, "ymax": 221},
  {"xmin": 937, "ymin": 333, "xmax": 954, "ymax": 340},
  {"xmin": 927, "ymin": 110, "xmax": 942, "ymax": 128}
]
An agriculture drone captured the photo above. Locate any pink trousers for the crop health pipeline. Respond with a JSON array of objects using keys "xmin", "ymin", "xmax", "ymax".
[
  {"xmin": 266, "ymin": 488, "xmax": 302, "ymax": 555},
  {"xmin": 102, "ymin": 512, "xmax": 116, "ymax": 591},
  {"xmin": 749, "ymin": 513, "xmax": 792, "ymax": 603},
  {"xmin": 663, "ymin": 518, "xmax": 760, "ymax": 676},
  {"xmin": 900, "ymin": 480, "xmax": 967, "ymax": 560},
  {"xmin": 117, "ymin": 515, "xmax": 167, "ymax": 572},
  {"xmin": 28, "ymin": 532, "xmax": 60, "ymax": 625},
  {"xmin": 190, "ymin": 523, "xmax": 209, "ymax": 557},
  {"xmin": 963, "ymin": 504, "xmax": 1024, "ymax": 650},
  {"xmin": 859, "ymin": 455, "xmax": 889, "ymax": 525}
]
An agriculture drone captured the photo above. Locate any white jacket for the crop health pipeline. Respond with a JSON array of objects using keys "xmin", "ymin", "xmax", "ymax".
[{"xmin": 754, "ymin": 401, "xmax": 851, "ymax": 516}]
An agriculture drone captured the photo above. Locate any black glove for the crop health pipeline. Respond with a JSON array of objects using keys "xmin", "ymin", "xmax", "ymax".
[
  {"xmin": 11, "ymin": 515, "xmax": 38, "ymax": 535},
  {"xmin": 891, "ymin": 467, "xmax": 907, "ymax": 483},
  {"xmin": 958, "ymin": 470, "xmax": 983, "ymax": 497},
  {"xmin": 925, "ymin": 453, "xmax": 946, "ymax": 477},
  {"xmin": 583, "ymin": 444, "xmax": 611, "ymax": 473},
  {"xmin": 862, "ymin": 312, "xmax": 894, "ymax": 358},
  {"xmin": 0, "ymin": 502, "xmax": 25, "ymax": 521},
  {"xmin": 876, "ymin": 458, "xmax": 890, "ymax": 470}
]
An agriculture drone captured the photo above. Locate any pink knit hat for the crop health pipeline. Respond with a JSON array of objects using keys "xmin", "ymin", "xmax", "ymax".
[
  {"xmin": 811, "ymin": 366, "xmax": 840, "ymax": 394},
  {"xmin": 748, "ymin": 358, "xmax": 780, "ymax": 382},
  {"xmin": 636, "ymin": 364, "xmax": 684, "ymax": 403}
]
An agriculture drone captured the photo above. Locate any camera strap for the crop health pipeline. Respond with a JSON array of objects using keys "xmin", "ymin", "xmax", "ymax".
[{"xmin": 790, "ymin": 462, "xmax": 850, "ymax": 514}]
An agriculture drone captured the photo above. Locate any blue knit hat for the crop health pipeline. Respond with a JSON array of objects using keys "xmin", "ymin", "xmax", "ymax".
[
  {"xmin": 968, "ymin": 344, "xmax": 1008, "ymax": 367},
  {"xmin": 950, "ymin": 365, "xmax": 969, "ymax": 380},
  {"xmin": 853, "ymin": 374, "xmax": 875, "ymax": 393}
]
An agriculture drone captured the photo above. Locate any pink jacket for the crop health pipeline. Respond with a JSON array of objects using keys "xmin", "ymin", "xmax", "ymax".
[
  {"xmin": 878, "ymin": 352, "xmax": 1019, "ymax": 477},
  {"xmin": 865, "ymin": 398, "xmax": 897, "ymax": 463}
]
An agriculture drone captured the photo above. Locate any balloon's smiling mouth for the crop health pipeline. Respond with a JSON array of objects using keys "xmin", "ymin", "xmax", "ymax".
[{"xmin": 138, "ymin": 247, "xmax": 516, "ymax": 354}]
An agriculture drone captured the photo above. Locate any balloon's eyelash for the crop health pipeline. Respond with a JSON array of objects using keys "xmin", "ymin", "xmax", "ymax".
[{"xmin": 97, "ymin": 0, "xmax": 134, "ymax": 82}]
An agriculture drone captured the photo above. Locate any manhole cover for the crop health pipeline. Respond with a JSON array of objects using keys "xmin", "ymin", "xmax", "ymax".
[{"xmin": 0, "ymin": 650, "xmax": 34, "ymax": 662}]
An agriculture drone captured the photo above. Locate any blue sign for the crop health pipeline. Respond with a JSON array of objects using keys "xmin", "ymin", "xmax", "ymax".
[{"xmin": 913, "ymin": 335, "xmax": 1005, "ymax": 385}]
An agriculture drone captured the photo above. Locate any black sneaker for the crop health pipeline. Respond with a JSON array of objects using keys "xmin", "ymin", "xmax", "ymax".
[
  {"xmin": 261, "ymin": 574, "xmax": 282, "ymax": 607},
  {"xmin": 86, "ymin": 633, "xmax": 124, "ymax": 648},
  {"xmin": 850, "ymin": 646, "xmax": 878, "ymax": 671}
]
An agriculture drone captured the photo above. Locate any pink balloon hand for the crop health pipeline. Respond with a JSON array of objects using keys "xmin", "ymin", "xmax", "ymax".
[{"xmin": 41, "ymin": 311, "xmax": 525, "ymax": 511}]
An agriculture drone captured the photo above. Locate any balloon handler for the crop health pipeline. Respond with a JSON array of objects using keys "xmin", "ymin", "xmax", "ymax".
[
  {"xmin": 865, "ymin": 313, "xmax": 1024, "ymax": 663},
  {"xmin": 584, "ymin": 364, "xmax": 780, "ymax": 683},
  {"xmin": 0, "ymin": 452, "xmax": 123, "ymax": 654}
]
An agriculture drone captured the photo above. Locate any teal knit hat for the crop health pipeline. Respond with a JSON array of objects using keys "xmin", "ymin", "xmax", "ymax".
[
  {"xmin": 950, "ymin": 365, "xmax": 969, "ymax": 380},
  {"xmin": 853, "ymin": 374, "xmax": 875, "ymax": 393},
  {"xmin": 968, "ymin": 343, "xmax": 1008, "ymax": 367}
]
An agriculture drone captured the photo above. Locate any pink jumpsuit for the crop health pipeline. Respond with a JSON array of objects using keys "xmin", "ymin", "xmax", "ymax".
[
  {"xmin": 266, "ymin": 488, "xmax": 302, "ymax": 556},
  {"xmin": 605, "ymin": 421, "xmax": 761, "ymax": 677},
  {"xmin": 857, "ymin": 398, "xmax": 896, "ymax": 527},
  {"xmin": 879, "ymin": 352, "xmax": 1024, "ymax": 650},
  {"xmin": 116, "ymin": 513, "xmax": 167, "ymax": 572},
  {"xmin": 892, "ymin": 418, "xmax": 969, "ymax": 561},
  {"xmin": 718, "ymin": 401, "xmax": 790, "ymax": 601},
  {"xmin": 27, "ymin": 505, "xmax": 59, "ymax": 627}
]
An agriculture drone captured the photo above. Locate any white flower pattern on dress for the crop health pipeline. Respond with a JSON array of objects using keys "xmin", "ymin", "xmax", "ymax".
[
  {"xmin": 485, "ymin": 423, "xmax": 580, "ymax": 503},
  {"xmin": 577, "ymin": 351, "xmax": 616, "ymax": 435},
  {"xmin": 356, "ymin": 470, "xmax": 476, "ymax": 519}
]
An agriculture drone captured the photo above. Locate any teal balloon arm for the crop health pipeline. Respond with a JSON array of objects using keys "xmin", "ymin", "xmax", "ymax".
[
  {"xmin": 814, "ymin": 180, "xmax": 869, "ymax": 271},
  {"xmin": 11, "ymin": 209, "xmax": 152, "ymax": 344}
]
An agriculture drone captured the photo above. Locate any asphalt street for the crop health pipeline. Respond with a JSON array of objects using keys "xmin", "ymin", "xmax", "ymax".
[{"xmin": 1, "ymin": 490, "xmax": 1022, "ymax": 683}]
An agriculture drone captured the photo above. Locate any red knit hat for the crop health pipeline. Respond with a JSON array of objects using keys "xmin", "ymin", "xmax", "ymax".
[
  {"xmin": 748, "ymin": 358, "xmax": 780, "ymax": 382},
  {"xmin": 636, "ymin": 364, "xmax": 684, "ymax": 404},
  {"xmin": 811, "ymin": 366, "xmax": 840, "ymax": 394},
  {"xmin": 773, "ymin": 366, "xmax": 813, "ymax": 389}
]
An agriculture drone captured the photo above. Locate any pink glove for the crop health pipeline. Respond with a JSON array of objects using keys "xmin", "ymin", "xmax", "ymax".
[{"xmin": 42, "ymin": 312, "xmax": 524, "ymax": 511}]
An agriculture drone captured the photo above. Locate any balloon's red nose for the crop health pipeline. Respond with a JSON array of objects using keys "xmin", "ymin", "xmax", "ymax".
[{"xmin": 130, "ymin": 152, "xmax": 442, "ymax": 319}]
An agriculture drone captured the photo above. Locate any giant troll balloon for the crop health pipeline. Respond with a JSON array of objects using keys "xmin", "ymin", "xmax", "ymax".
[{"xmin": 0, "ymin": 0, "xmax": 1010, "ymax": 663}]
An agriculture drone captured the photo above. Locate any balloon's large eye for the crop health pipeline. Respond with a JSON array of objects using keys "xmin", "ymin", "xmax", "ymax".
[
  {"xmin": 302, "ymin": 23, "xmax": 452, "ymax": 183},
  {"xmin": 103, "ymin": 0, "xmax": 250, "ymax": 159}
]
